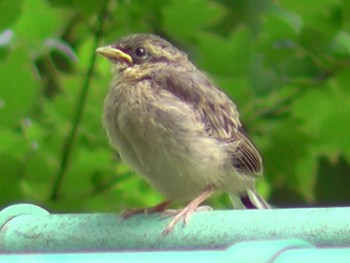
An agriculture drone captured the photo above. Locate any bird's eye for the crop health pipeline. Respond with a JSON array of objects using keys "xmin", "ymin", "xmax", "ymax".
[{"xmin": 135, "ymin": 47, "xmax": 147, "ymax": 58}]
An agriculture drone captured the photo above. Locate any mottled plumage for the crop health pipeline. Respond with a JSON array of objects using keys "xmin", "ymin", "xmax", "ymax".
[{"xmin": 97, "ymin": 34, "xmax": 269, "ymax": 234}]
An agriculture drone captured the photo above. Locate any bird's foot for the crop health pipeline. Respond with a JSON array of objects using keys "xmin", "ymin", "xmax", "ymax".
[
  {"xmin": 162, "ymin": 188, "xmax": 214, "ymax": 236},
  {"xmin": 121, "ymin": 200, "xmax": 172, "ymax": 219},
  {"xmin": 160, "ymin": 205, "xmax": 212, "ymax": 218}
]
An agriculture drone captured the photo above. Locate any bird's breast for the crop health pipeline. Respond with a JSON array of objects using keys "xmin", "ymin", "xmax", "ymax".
[{"xmin": 103, "ymin": 79, "xmax": 253, "ymax": 200}]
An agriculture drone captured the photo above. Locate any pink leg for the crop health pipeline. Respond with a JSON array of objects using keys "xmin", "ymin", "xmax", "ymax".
[
  {"xmin": 122, "ymin": 200, "xmax": 172, "ymax": 219},
  {"xmin": 162, "ymin": 187, "xmax": 214, "ymax": 236}
]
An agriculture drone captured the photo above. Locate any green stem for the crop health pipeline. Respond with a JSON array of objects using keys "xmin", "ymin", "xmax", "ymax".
[{"xmin": 50, "ymin": 0, "xmax": 109, "ymax": 201}]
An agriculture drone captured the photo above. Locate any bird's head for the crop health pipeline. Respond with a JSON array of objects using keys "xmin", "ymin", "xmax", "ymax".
[{"xmin": 96, "ymin": 34, "xmax": 188, "ymax": 74}]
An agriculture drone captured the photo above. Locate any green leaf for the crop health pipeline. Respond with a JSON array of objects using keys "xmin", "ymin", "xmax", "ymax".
[
  {"xmin": 196, "ymin": 29, "xmax": 253, "ymax": 76},
  {"xmin": 0, "ymin": 155, "xmax": 23, "ymax": 206},
  {"xmin": 261, "ymin": 117, "xmax": 312, "ymax": 192},
  {"xmin": 248, "ymin": 54, "xmax": 279, "ymax": 95},
  {"xmin": 162, "ymin": 0, "xmax": 225, "ymax": 40},
  {"xmin": 0, "ymin": 46, "xmax": 37, "ymax": 128},
  {"xmin": 277, "ymin": 0, "xmax": 341, "ymax": 16},
  {"xmin": 295, "ymin": 149, "xmax": 318, "ymax": 202},
  {"xmin": 262, "ymin": 10, "xmax": 300, "ymax": 41},
  {"xmin": 71, "ymin": 0, "xmax": 103, "ymax": 16},
  {"xmin": 328, "ymin": 31, "xmax": 350, "ymax": 57},
  {"xmin": 0, "ymin": 0, "xmax": 22, "ymax": 31},
  {"xmin": 13, "ymin": 0, "xmax": 62, "ymax": 46},
  {"xmin": 315, "ymin": 156, "xmax": 350, "ymax": 206},
  {"xmin": 0, "ymin": 128, "xmax": 21, "ymax": 154},
  {"xmin": 291, "ymin": 69, "xmax": 350, "ymax": 160}
]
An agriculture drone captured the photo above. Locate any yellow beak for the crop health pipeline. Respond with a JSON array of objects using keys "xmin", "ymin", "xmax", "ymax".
[{"xmin": 96, "ymin": 46, "xmax": 133, "ymax": 64}]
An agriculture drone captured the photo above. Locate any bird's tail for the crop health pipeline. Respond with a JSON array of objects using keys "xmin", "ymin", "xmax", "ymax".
[{"xmin": 230, "ymin": 189, "xmax": 270, "ymax": 209}]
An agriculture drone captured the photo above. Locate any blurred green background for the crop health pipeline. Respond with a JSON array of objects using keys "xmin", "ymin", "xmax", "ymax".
[{"xmin": 0, "ymin": 0, "xmax": 349, "ymax": 212}]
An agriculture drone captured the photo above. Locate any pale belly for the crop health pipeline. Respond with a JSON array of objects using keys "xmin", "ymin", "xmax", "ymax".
[
  {"xmin": 103, "ymin": 86, "xmax": 255, "ymax": 201},
  {"xmin": 105, "ymin": 113, "xmax": 254, "ymax": 201}
]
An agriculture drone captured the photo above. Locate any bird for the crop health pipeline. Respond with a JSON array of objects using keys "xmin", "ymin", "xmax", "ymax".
[{"xmin": 96, "ymin": 34, "xmax": 270, "ymax": 235}]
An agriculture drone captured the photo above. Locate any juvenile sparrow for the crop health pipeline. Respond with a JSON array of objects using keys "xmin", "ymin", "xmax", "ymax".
[{"xmin": 96, "ymin": 34, "xmax": 270, "ymax": 235}]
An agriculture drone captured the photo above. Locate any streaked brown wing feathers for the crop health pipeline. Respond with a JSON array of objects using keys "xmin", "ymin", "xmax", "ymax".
[
  {"xmin": 233, "ymin": 127, "xmax": 262, "ymax": 175},
  {"xmin": 160, "ymin": 70, "xmax": 262, "ymax": 176}
]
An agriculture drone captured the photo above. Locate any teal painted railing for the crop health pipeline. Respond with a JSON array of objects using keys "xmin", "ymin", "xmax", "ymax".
[{"xmin": 0, "ymin": 203, "xmax": 350, "ymax": 262}]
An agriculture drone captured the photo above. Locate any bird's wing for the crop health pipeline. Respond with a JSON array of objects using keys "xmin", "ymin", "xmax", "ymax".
[{"xmin": 158, "ymin": 69, "xmax": 262, "ymax": 176}]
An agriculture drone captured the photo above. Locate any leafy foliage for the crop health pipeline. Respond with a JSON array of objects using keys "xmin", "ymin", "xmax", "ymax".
[{"xmin": 0, "ymin": 0, "xmax": 349, "ymax": 212}]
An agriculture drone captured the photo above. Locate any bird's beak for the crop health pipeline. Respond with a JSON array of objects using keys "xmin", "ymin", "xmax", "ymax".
[{"xmin": 96, "ymin": 46, "xmax": 133, "ymax": 64}]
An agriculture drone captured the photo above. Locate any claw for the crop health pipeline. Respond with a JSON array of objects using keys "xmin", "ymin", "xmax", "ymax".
[
  {"xmin": 161, "ymin": 187, "xmax": 214, "ymax": 235},
  {"xmin": 120, "ymin": 187, "xmax": 214, "ymax": 236}
]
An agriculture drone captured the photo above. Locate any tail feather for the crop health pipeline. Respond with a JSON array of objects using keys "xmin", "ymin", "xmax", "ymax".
[
  {"xmin": 230, "ymin": 194, "xmax": 246, "ymax": 209},
  {"xmin": 230, "ymin": 189, "xmax": 270, "ymax": 209}
]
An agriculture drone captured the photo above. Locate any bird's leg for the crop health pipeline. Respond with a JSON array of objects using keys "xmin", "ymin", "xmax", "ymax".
[
  {"xmin": 162, "ymin": 186, "xmax": 214, "ymax": 236},
  {"xmin": 122, "ymin": 200, "xmax": 172, "ymax": 219},
  {"xmin": 160, "ymin": 205, "xmax": 213, "ymax": 218}
]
